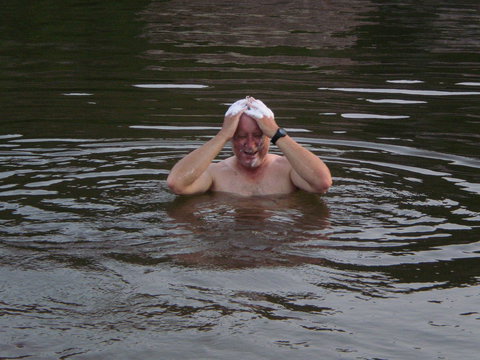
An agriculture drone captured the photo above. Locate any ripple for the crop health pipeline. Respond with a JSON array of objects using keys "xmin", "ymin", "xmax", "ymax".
[
  {"xmin": 0, "ymin": 134, "xmax": 23, "ymax": 140},
  {"xmin": 10, "ymin": 138, "xmax": 96, "ymax": 143},
  {"xmin": 25, "ymin": 179, "xmax": 70, "ymax": 188},
  {"xmin": 456, "ymin": 82, "xmax": 480, "ymax": 86},
  {"xmin": 319, "ymin": 87, "xmax": 480, "ymax": 96},
  {"xmin": 67, "ymin": 169, "xmax": 167, "ymax": 180},
  {"xmin": 132, "ymin": 84, "xmax": 209, "ymax": 89},
  {"xmin": 0, "ymin": 189, "xmax": 58, "ymax": 196},
  {"xmin": 365, "ymin": 99, "xmax": 427, "ymax": 104},
  {"xmin": 386, "ymin": 80, "xmax": 425, "ymax": 84},
  {"xmin": 62, "ymin": 93, "xmax": 93, "ymax": 96},
  {"xmin": 444, "ymin": 177, "xmax": 480, "ymax": 195},
  {"xmin": 306, "ymin": 138, "xmax": 480, "ymax": 169},
  {"xmin": 341, "ymin": 113, "xmax": 410, "ymax": 119}
]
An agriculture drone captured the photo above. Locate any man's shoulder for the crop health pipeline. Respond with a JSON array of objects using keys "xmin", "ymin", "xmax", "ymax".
[
  {"xmin": 268, "ymin": 154, "xmax": 291, "ymax": 168},
  {"xmin": 208, "ymin": 156, "xmax": 235, "ymax": 172}
]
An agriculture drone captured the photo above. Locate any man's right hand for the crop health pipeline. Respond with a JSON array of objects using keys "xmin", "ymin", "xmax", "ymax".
[{"xmin": 220, "ymin": 99, "xmax": 247, "ymax": 140}]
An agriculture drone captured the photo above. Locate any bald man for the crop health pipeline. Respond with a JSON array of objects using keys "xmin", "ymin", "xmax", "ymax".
[{"xmin": 167, "ymin": 97, "xmax": 332, "ymax": 196}]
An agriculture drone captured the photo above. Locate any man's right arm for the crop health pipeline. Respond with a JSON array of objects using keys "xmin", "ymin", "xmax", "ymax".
[
  {"xmin": 167, "ymin": 133, "xmax": 229, "ymax": 195},
  {"xmin": 167, "ymin": 102, "xmax": 246, "ymax": 195}
]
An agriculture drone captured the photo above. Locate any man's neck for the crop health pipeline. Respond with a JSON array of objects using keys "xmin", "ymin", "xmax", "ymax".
[{"xmin": 234, "ymin": 156, "xmax": 269, "ymax": 179}]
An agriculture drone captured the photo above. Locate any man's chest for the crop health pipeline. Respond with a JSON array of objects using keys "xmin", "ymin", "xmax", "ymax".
[{"xmin": 212, "ymin": 168, "xmax": 295, "ymax": 196}]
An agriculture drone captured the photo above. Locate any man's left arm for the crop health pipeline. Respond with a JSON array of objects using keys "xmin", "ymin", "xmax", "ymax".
[
  {"xmin": 275, "ymin": 135, "xmax": 332, "ymax": 194},
  {"xmin": 246, "ymin": 98, "xmax": 332, "ymax": 194}
]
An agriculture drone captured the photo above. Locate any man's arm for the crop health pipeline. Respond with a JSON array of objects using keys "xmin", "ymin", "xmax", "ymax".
[
  {"xmin": 276, "ymin": 135, "xmax": 332, "ymax": 194},
  {"xmin": 246, "ymin": 98, "xmax": 332, "ymax": 194},
  {"xmin": 167, "ymin": 102, "xmax": 246, "ymax": 195}
]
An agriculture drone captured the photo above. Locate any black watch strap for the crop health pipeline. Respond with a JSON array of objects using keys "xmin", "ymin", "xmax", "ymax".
[{"xmin": 271, "ymin": 128, "xmax": 287, "ymax": 145}]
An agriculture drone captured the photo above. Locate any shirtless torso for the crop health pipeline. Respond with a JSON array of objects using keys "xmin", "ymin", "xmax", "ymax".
[{"xmin": 208, "ymin": 154, "xmax": 297, "ymax": 196}]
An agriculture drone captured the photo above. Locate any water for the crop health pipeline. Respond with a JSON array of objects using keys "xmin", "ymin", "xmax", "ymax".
[{"xmin": 1, "ymin": 0, "xmax": 479, "ymax": 359}]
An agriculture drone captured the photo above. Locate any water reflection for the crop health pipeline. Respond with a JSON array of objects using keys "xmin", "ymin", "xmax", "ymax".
[
  {"xmin": 140, "ymin": 0, "xmax": 372, "ymax": 50},
  {"xmin": 166, "ymin": 192, "xmax": 330, "ymax": 269}
]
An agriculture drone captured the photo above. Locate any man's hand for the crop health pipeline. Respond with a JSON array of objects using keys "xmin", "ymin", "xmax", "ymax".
[
  {"xmin": 244, "ymin": 97, "xmax": 278, "ymax": 138},
  {"xmin": 220, "ymin": 99, "xmax": 247, "ymax": 140}
]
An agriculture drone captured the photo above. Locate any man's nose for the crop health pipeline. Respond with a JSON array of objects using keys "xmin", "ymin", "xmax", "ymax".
[{"xmin": 245, "ymin": 136, "xmax": 257, "ymax": 148}]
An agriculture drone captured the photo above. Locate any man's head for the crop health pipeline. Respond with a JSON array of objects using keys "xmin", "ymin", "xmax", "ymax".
[{"xmin": 232, "ymin": 113, "xmax": 270, "ymax": 169}]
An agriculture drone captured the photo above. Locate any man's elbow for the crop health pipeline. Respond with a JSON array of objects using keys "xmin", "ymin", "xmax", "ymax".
[
  {"xmin": 312, "ymin": 177, "xmax": 333, "ymax": 194},
  {"xmin": 167, "ymin": 174, "xmax": 205, "ymax": 195},
  {"xmin": 167, "ymin": 175, "xmax": 184, "ymax": 195}
]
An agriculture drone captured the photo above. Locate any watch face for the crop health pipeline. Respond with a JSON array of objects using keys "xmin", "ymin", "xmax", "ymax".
[{"xmin": 278, "ymin": 128, "xmax": 287, "ymax": 136}]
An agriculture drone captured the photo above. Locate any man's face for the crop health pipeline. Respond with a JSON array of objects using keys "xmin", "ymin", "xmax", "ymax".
[{"xmin": 232, "ymin": 114, "xmax": 269, "ymax": 169}]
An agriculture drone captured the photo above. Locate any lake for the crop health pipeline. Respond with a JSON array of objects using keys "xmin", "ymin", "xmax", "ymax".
[{"xmin": 1, "ymin": 0, "xmax": 479, "ymax": 359}]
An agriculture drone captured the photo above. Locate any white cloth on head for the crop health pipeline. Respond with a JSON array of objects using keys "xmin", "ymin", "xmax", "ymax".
[
  {"xmin": 225, "ymin": 99, "xmax": 247, "ymax": 116},
  {"xmin": 245, "ymin": 99, "xmax": 274, "ymax": 119},
  {"xmin": 225, "ymin": 97, "xmax": 274, "ymax": 119}
]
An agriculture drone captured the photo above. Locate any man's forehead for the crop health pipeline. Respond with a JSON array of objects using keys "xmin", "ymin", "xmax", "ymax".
[{"xmin": 237, "ymin": 114, "xmax": 261, "ymax": 131}]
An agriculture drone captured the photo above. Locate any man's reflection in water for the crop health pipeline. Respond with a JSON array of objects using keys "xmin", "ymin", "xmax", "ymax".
[{"xmin": 166, "ymin": 192, "xmax": 330, "ymax": 269}]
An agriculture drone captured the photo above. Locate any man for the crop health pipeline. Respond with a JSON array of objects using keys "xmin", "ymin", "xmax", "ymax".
[{"xmin": 167, "ymin": 96, "xmax": 332, "ymax": 196}]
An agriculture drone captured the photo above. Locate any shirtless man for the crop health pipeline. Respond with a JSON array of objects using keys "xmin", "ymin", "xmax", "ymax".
[{"xmin": 167, "ymin": 96, "xmax": 332, "ymax": 196}]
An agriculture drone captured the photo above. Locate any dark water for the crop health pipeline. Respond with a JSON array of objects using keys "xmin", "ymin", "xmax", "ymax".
[{"xmin": 1, "ymin": 1, "xmax": 480, "ymax": 359}]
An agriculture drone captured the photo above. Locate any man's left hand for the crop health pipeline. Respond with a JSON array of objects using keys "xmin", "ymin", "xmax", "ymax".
[{"xmin": 245, "ymin": 97, "xmax": 278, "ymax": 138}]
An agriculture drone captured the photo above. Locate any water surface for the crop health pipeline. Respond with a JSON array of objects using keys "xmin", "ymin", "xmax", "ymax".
[{"xmin": 1, "ymin": 1, "xmax": 479, "ymax": 359}]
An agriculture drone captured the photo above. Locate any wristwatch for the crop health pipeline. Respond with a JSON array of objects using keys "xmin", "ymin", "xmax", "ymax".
[{"xmin": 271, "ymin": 128, "xmax": 287, "ymax": 145}]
